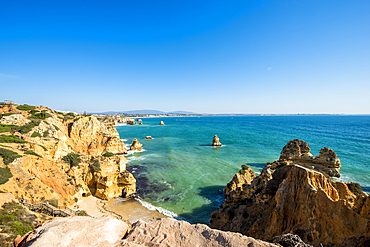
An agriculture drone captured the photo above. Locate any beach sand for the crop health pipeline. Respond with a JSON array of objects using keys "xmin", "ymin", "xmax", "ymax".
[{"xmin": 72, "ymin": 196, "xmax": 168, "ymax": 223}]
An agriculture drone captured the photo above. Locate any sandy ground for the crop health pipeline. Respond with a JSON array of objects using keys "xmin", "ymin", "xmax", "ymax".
[{"xmin": 72, "ymin": 196, "xmax": 168, "ymax": 223}]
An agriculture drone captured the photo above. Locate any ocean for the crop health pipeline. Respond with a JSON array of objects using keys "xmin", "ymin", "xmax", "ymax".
[{"xmin": 115, "ymin": 116, "xmax": 370, "ymax": 225}]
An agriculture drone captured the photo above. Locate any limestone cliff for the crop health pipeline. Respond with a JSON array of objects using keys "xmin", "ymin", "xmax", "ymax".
[
  {"xmin": 210, "ymin": 139, "xmax": 370, "ymax": 246},
  {"xmin": 0, "ymin": 103, "xmax": 135, "ymax": 206}
]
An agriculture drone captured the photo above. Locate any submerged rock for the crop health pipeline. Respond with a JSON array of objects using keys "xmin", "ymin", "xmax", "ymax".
[
  {"xmin": 210, "ymin": 139, "xmax": 370, "ymax": 246},
  {"xmin": 130, "ymin": 138, "xmax": 142, "ymax": 151},
  {"xmin": 212, "ymin": 135, "xmax": 222, "ymax": 146}
]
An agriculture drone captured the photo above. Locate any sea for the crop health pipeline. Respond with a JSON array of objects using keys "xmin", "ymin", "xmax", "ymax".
[{"xmin": 113, "ymin": 115, "xmax": 370, "ymax": 225}]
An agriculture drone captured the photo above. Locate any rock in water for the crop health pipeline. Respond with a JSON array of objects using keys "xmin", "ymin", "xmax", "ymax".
[
  {"xmin": 159, "ymin": 121, "xmax": 165, "ymax": 125},
  {"xmin": 212, "ymin": 135, "xmax": 222, "ymax": 146},
  {"xmin": 130, "ymin": 138, "xmax": 142, "ymax": 151},
  {"xmin": 145, "ymin": 136, "xmax": 153, "ymax": 139},
  {"xmin": 210, "ymin": 139, "xmax": 370, "ymax": 246}
]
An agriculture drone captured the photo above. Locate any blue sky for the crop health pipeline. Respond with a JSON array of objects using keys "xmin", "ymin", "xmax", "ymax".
[{"xmin": 1, "ymin": 0, "xmax": 369, "ymax": 114}]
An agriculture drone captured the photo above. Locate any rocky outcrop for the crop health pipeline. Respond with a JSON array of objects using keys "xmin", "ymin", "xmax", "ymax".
[
  {"xmin": 145, "ymin": 136, "xmax": 152, "ymax": 139},
  {"xmin": 280, "ymin": 139, "xmax": 341, "ymax": 177},
  {"xmin": 0, "ymin": 114, "xmax": 30, "ymax": 126},
  {"xmin": 15, "ymin": 216, "xmax": 129, "ymax": 247},
  {"xmin": 126, "ymin": 119, "xmax": 136, "ymax": 125},
  {"xmin": 68, "ymin": 116, "xmax": 127, "ymax": 155},
  {"xmin": 130, "ymin": 138, "xmax": 142, "ymax": 151},
  {"xmin": 210, "ymin": 140, "xmax": 370, "ymax": 246},
  {"xmin": 15, "ymin": 217, "xmax": 278, "ymax": 247},
  {"xmin": 159, "ymin": 121, "xmax": 165, "ymax": 125},
  {"xmin": 0, "ymin": 104, "xmax": 135, "ymax": 206},
  {"xmin": 212, "ymin": 134, "xmax": 222, "ymax": 146}
]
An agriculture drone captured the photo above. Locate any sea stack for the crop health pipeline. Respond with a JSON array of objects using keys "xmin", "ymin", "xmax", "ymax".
[
  {"xmin": 212, "ymin": 135, "xmax": 222, "ymax": 146},
  {"xmin": 130, "ymin": 138, "xmax": 142, "ymax": 151},
  {"xmin": 159, "ymin": 121, "xmax": 165, "ymax": 125},
  {"xmin": 145, "ymin": 136, "xmax": 153, "ymax": 139}
]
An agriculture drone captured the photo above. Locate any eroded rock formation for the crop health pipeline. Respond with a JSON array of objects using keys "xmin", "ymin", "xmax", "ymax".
[
  {"xmin": 15, "ymin": 217, "xmax": 278, "ymax": 247},
  {"xmin": 130, "ymin": 138, "xmax": 142, "ymax": 151},
  {"xmin": 212, "ymin": 134, "xmax": 222, "ymax": 146},
  {"xmin": 0, "ymin": 104, "xmax": 135, "ymax": 206},
  {"xmin": 159, "ymin": 121, "xmax": 165, "ymax": 125},
  {"xmin": 210, "ymin": 139, "xmax": 370, "ymax": 246}
]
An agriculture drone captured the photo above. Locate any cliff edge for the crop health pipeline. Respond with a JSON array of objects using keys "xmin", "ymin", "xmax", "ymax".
[{"xmin": 210, "ymin": 139, "xmax": 370, "ymax": 246}]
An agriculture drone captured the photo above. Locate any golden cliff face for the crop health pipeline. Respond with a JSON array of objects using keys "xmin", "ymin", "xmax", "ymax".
[
  {"xmin": 0, "ymin": 105, "xmax": 135, "ymax": 206},
  {"xmin": 68, "ymin": 116, "xmax": 127, "ymax": 155},
  {"xmin": 210, "ymin": 140, "xmax": 370, "ymax": 246}
]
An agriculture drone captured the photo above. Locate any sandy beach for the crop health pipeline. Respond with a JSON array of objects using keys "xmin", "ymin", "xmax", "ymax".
[{"xmin": 72, "ymin": 196, "xmax": 168, "ymax": 224}]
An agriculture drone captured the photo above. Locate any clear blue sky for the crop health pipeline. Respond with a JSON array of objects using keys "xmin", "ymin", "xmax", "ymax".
[{"xmin": 1, "ymin": 0, "xmax": 369, "ymax": 114}]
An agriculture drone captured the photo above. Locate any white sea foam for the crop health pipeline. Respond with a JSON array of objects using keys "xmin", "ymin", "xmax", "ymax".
[
  {"xmin": 136, "ymin": 198, "xmax": 178, "ymax": 218},
  {"xmin": 126, "ymin": 149, "xmax": 146, "ymax": 156},
  {"xmin": 121, "ymin": 139, "xmax": 128, "ymax": 142}
]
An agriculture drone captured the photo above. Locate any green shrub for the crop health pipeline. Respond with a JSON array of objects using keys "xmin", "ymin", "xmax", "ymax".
[
  {"xmin": 91, "ymin": 160, "xmax": 101, "ymax": 171},
  {"xmin": 239, "ymin": 169, "xmax": 246, "ymax": 175},
  {"xmin": 62, "ymin": 153, "xmax": 81, "ymax": 168},
  {"xmin": 53, "ymin": 124, "xmax": 59, "ymax": 131},
  {"xmin": 30, "ymin": 112, "xmax": 52, "ymax": 120},
  {"xmin": 0, "ymin": 147, "xmax": 21, "ymax": 164},
  {"xmin": 31, "ymin": 132, "xmax": 41, "ymax": 138},
  {"xmin": 16, "ymin": 104, "xmax": 35, "ymax": 111},
  {"xmin": 39, "ymin": 145, "xmax": 47, "ymax": 151},
  {"xmin": 0, "ymin": 135, "xmax": 27, "ymax": 143},
  {"xmin": 0, "ymin": 113, "xmax": 15, "ymax": 118},
  {"xmin": 24, "ymin": 151, "xmax": 42, "ymax": 158},
  {"xmin": 73, "ymin": 117, "xmax": 81, "ymax": 122},
  {"xmin": 43, "ymin": 131, "xmax": 49, "ymax": 138},
  {"xmin": 77, "ymin": 210, "xmax": 89, "ymax": 216},
  {"xmin": 18, "ymin": 120, "xmax": 41, "ymax": 134},
  {"xmin": 0, "ymin": 167, "xmax": 12, "ymax": 185},
  {"xmin": 102, "ymin": 152, "xmax": 114, "ymax": 157},
  {"xmin": 49, "ymin": 199, "xmax": 58, "ymax": 207},
  {"xmin": 0, "ymin": 201, "xmax": 35, "ymax": 243},
  {"xmin": 57, "ymin": 116, "xmax": 63, "ymax": 120},
  {"xmin": 0, "ymin": 124, "xmax": 17, "ymax": 133}
]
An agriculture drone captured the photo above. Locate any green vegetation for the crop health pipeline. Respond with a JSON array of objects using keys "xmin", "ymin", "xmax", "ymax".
[
  {"xmin": 91, "ymin": 160, "xmax": 101, "ymax": 171},
  {"xmin": 43, "ymin": 120, "xmax": 49, "ymax": 125},
  {"xmin": 76, "ymin": 210, "xmax": 89, "ymax": 216},
  {"xmin": 39, "ymin": 144, "xmax": 47, "ymax": 151},
  {"xmin": 29, "ymin": 112, "xmax": 52, "ymax": 120},
  {"xmin": 16, "ymin": 104, "xmax": 35, "ymax": 111},
  {"xmin": 102, "ymin": 152, "xmax": 114, "ymax": 157},
  {"xmin": 24, "ymin": 151, "xmax": 42, "ymax": 158},
  {"xmin": 62, "ymin": 153, "xmax": 81, "ymax": 168},
  {"xmin": 49, "ymin": 199, "xmax": 58, "ymax": 208},
  {"xmin": 239, "ymin": 169, "xmax": 246, "ymax": 175},
  {"xmin": 18, "ymin": 120, "xmax": 41, "ymax": 134},
  {"xmin": 73, "ymin": 117, "xmax": 81, "ymax": 122},
  {"xmin": 0, "ymin": 135, "xmax": 27, "ymax": 143},
  {"xmin": 53, "ymin": 124, "xmax": 59, "ymax": 131},
  {"xmin": 0, "ymin": 167, "xmax": 12, "ymax": 185},
  {"xmin": 0, "ymin": 113, "xmax": 15, "ymax": 118},
  {"xmin": 57, "ymin": 116, "xmax": 63, "ymax": 120},
  {"xmin": 0, "ymin": 148, "xmax": 21, "ymax": 165},
  {"xmin": 0, "ymin": 201, "xmax": 36, "ymax": 246},
  {"xmin": 43, "ymin": 131, "xmax": 49, "ymax": 138},
  {"xmin": 0, "ymin": 124, "xmax": 17, "ymax": 133},
  {"xmin": 31, "ymin": 131, "xmax": 42, "ymax": 138}
]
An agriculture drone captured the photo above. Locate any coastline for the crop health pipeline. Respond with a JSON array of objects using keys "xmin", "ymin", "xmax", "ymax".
[{"xmin": 72, "ymin": 196, "xmax": 168, "ymax": 224}]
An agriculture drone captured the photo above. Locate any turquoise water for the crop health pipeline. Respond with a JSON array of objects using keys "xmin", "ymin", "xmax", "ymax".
[{"xmin": 116, "ymin": 116, "xmax": 370, "ymax": 224}]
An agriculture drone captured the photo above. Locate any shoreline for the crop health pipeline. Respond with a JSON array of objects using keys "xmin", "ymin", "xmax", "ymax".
[{"xmin": 72, "ymin": 196, "xmax": 168, "ymax": 224}]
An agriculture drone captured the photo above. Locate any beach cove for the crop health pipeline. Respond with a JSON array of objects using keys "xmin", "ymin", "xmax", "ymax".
[{"xmin": 112, "ymin": 115, "xmax": 370, "ymax": 225}]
